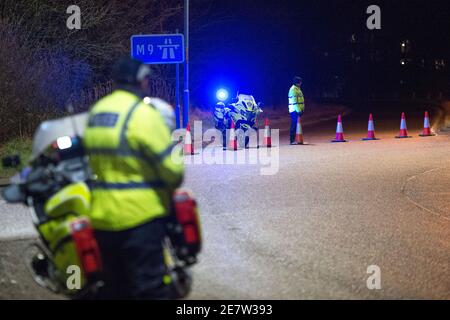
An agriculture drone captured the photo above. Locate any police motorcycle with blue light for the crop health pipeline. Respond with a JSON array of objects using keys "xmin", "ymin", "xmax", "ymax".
[
  {"xmin": 1, "ymin": 107, "xmax": 202, "ymax": 299},
  {"xmin": 213, "ymin": 89, "xmax": 263, "ymax": 149}
]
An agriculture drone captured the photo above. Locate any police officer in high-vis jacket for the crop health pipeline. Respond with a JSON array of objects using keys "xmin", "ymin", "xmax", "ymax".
[
  {"xmin": 83, "ymin": 57, "xmax": 184, "ymax": 299},
  {"xmin": 288, "ymin": 76, "xmax": 305, "ymax": 145}
]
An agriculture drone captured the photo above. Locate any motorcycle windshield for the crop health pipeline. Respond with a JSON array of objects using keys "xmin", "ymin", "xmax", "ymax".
[{"xmin": 31, "ymin": 113, "xmax": 88, "ymax": 163}]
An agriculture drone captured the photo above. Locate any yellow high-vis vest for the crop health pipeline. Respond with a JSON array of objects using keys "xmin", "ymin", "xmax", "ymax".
[
  {"xmin": 83, "ymin": 90, "xmax": 184, "ymax": 231},
  {"xmin": 288, "ymin": 85, "xmax": 305, "ymax": 113}
]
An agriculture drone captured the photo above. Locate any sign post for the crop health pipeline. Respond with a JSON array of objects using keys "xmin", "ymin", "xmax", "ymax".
[
  {"xmin": 183, "ymin": 0, "xmax": 190, "ymax": 128},
  {"xmin": 175, "ymin": 32, "xmax": 181, "ymax": 129}
]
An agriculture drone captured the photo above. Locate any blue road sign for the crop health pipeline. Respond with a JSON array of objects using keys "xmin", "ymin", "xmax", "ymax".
[{"xmin": 131, "ymin": 34, "xmax": 185, "ymax": 64}]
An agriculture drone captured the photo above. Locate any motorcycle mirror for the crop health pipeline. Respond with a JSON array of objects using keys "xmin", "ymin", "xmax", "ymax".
[
  {"xmin": 1, "ymin": 184, "xmax": 26, "ymax": 204},
  {"xmin": 2, "ymin": 155, "xmax": 21, "ymax": 168}
]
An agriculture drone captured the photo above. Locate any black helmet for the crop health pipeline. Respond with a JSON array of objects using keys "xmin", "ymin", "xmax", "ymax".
[
  {"xmin": 293, "ymin": 76, "xmax": 303, "ymax": 85},
  {"xmin": 111, "ymin": 57, "xmax": 151, "ymax": 85}
]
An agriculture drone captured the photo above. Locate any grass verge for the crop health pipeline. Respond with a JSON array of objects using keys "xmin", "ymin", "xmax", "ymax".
[{"xmin": 0, "ymin": 137, "xmax": 32, "ymax": 179}]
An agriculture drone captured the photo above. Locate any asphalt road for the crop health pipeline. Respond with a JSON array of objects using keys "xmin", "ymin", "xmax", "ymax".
[{"xmin": 1, "ymin": 104, "xmax": 449, "ymax": 299}]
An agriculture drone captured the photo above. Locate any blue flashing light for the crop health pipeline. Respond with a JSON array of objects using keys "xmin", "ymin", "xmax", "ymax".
[{"xmin": 216, "ymin": 89, "xmax": 229, "ymax": 102}]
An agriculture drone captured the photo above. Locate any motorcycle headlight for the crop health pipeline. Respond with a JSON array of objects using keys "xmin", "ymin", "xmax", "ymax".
[
  {"xmin": 49, "ymin": 136, "xmax": 84, "ymax": 162},
  {"xmin": 56, "ymin": 136, "xmax": 72, "ymax": 150}
]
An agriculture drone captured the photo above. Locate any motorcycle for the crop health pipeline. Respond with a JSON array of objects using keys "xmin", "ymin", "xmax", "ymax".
[
  {"xmin": 1, "ymin": 112, "xmax": 201, "ymax": 300},
  {"xmin": 214, "ymin": 93, "xmax": 263, "ymax": 148}
]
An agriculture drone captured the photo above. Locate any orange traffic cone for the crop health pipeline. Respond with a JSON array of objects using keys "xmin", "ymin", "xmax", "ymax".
[
  {"xmin": 332, "ymin": 115, "xmax": 347, "ymax": 142},
  {"xmin": 362, "ymin": 114, "xmax": 379, "ymax": 141},
  {"xmin": 263, "ymin": 118, "xmax": 272, "ymax": 148},
  {"xmin": 228, "ymin": 120, "xmax": 238, "ymax": 151},
  {"xmin": 295, "ymin": 116, "xmax": 304, "ymax": 145},
  {"xmin": 395, "ymin": 112, "xmax": 412, "ymax": 138},
  {"xmin": 419, "ymin": 111, "xmax": 435, "ymax": 137},
  {"xmin": 184, "ymin": 123, "xmax": 194, "ymax": 155}
]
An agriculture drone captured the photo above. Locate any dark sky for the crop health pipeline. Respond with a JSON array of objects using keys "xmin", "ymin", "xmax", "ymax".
[{"xmin": 189, "ymin": 0, "xmax": 450, "ymax": 106}]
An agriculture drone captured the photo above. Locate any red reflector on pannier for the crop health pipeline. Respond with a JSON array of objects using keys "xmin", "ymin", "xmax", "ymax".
[{"xmin": 184, "ymin": 225, "xmax": 198, "ymax": 244}]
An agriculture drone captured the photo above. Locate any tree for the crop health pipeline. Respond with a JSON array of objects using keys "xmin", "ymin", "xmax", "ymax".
[{"xmin": 0, "ymin": 0, "xmax": 183, "ymax": 142}]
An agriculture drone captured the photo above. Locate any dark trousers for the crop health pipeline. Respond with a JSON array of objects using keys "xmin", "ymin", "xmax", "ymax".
[
  {"xmin": 290, "ymin": 111, "xmax": 302, "ymax": 143},
  {"xmin": 93, "ymin": 218, "xmax": 170, "ymax": 300}
]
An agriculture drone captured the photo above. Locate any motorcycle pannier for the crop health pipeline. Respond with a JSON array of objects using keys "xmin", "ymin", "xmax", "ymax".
[{"xmin": 167, "ymin": 189, "xmax": 202, "ymax": 266}]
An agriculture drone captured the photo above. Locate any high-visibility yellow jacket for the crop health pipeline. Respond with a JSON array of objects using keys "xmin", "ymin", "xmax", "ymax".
[
  {"xmin": 83, "ymin": 89, "xmax": 184, "ymax": 231},
  {"xmin": 288, "ymin": 85, "xmax": 305, "ymax": 113}
]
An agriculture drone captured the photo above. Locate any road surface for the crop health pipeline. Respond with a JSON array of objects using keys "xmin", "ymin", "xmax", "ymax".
[{"xmin": 1, "ymin": 104, "xmax": 449, "ymax": 299}]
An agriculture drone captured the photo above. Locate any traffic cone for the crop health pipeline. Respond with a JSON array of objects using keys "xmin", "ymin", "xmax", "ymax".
[
  {"xmin": 332, "ymin": 115, "xmax": 347, "ymax": 142},
  {"xmin": 362, "ymin": 114, "xmax": 379, "ymax": 141},
  {"xmin": 184, "ymin": 123, "xmax": 194, "ymax": 155},
  {"xmin": 419, "ymin": 111, "xmax": 436, "ymax": 137},
  {"xmin": 395, "ymin": 112, "xmax": 412, "ymax": 138},
  {"xmin": 295, "ymin": 116, "xmax": 304, "ymax": 145},
  {"xmin": 227, "ymin": 120, "xmax": 238, "ymax": 151},
  {"xmin": 263, "ymin": 118, "xmax": 272, "ymax": 148}
]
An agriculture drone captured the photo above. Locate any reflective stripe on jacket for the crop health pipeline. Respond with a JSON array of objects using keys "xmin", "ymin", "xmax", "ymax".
[
  {"xmin": 288, "ymin": 85, "xmax": 305, "ymax": 113},
  {"xmin": 83, "ymin": 90, "xmax": 184, "ymax": 231}
]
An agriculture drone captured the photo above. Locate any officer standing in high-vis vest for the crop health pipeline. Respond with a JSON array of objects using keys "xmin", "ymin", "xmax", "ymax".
[
  {"xmin": 83, "ymin": 57, "xmax": 184, "ymax": 299},
  {"xmin": 288, "ymin": 76, "xmax": 305, "ymax": 145}
]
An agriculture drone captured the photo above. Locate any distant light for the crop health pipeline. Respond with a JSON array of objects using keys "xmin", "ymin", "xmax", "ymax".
[
  {"xmin": 216, "ymin": 89, "xmax": 229, "ymax": 102},
  {"xmin": 143, "ymin": 96, "xmax": 151, "ymax": 104},
  {"xmin": 57, "ymin": 136, "xmax": 72, "ymax": 150}
]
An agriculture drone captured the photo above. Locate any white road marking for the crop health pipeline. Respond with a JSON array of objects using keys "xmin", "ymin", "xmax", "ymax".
[{"xmin": 401, "ymin": 166, "xmax": 450, "ymax": 222}]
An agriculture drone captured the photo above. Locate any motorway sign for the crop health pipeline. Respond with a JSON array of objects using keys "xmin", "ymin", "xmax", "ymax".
[{"xmin": 131, "ymin": 34, "xmax": 185, "ymax": 64}]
